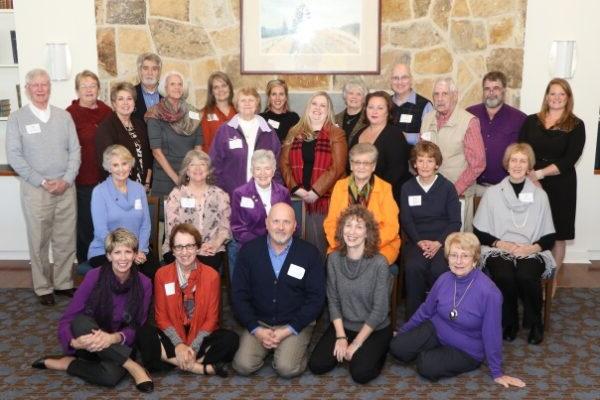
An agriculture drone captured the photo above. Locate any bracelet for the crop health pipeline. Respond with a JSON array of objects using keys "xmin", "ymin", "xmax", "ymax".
[{"xmin": 336, "ymin": 336, "xmax": 347, "ymax": 341}]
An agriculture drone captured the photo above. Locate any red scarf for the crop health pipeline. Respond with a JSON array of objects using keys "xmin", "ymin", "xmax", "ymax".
[{"xmin": 288, "ymin": 124, "xmax": 334, "ymax": 214}]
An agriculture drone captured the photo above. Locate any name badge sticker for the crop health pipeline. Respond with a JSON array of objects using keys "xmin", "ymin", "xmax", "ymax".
[
  {"xmin": 164, "ymin": 282, "xmax": 175, "ymax": 296},
  {"xmin": 134, "ymin": 198, "xmax": 143, "ymax": 210},
  {"xmin": 400, "ymin": 114, "xmax": 413, "ymax": 123},
  {"xmin": 240, "ymin": 196, "xmax": 254, "ymax": 208},
  {"xmin": 421, "ymin": 131, "xmax": 433, "ymax": 141},
  {"xmin": 181, "ymin": 197, "xmax": 196, "ymax": 208},
  {"xmin": 229, "ymin": 138, "xmax": 243, "ymax": 149},
  {"xmin": 207, "ymin": 113, "xmax": 218, "ymax": 121},
  {"xmin": 25, "ymin": 123, "xmax": 41, "ymax": 134},
  {"xmin": 189, "ymin": 111, "xmax": 200, "ymax": 120},
  {"xmin": 519, "ymin": 192, "xmax": 534, "ymax": 203},
  {"xmin": 408, "ymin": 195, "xmax": 422, "ymax": 207},
  {"xmin": 267, "ymin": 119, "xmax": 280, "ymax": 129},
  {"xmin": 287, "ymin": 263, "xmax": 305, "ymax": 280}
]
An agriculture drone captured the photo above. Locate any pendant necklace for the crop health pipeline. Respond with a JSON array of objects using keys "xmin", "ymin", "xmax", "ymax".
[{"xmin": 450, "ymin": 276, "xmax": 475, "ymax": 320}]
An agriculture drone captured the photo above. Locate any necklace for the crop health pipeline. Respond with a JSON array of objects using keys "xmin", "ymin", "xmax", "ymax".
[
  {"xmin": 450, "ymin": 276, "xmax": 475, "ymax": 320},
  {"xmin": 345, "ymin": 112, "xmax": 360, "ymax": 126},
  {"xmin": 510, "ymin": 209, "xmax": 528, "ymax": 229}
]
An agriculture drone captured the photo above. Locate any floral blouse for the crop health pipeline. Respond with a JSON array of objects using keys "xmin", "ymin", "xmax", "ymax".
[{"xmin": 163, "ymin": 184, "xmax": 231, "ymax": 255}]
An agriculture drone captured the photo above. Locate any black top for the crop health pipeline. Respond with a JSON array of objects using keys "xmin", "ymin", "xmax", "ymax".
[
  {"xmin": 301, "ymin": 138, "xmax": 316, "ymax": 189},
  {"xmin": 132, "ymin": 83, "xmax": 163, "ymax": 125},
  {"xmin": 391, "ymin": 92, "xmax": 431, "ymax": 134},
  {"xmin": 260, "ymin": 110, "xmax": 300, "ymax": 143},
  {"xmin": 341, "ymin": 111, "xmax": 362, "ymax": 139}
]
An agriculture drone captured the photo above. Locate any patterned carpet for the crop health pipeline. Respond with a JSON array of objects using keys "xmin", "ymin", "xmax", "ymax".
[{"xmin": 1, "ymin": 287, "xmax": 599, "ymax": 399}]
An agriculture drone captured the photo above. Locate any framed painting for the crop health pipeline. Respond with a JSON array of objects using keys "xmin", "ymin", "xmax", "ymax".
[{"xmin": 240, "ymin": 0, "xmax": 381, "ymax": 74}]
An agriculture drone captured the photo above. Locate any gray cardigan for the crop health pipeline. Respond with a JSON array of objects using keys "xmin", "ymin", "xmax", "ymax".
[{"xmin": 327, "ymin": 251, "xmax": 391, "ymax": 332}]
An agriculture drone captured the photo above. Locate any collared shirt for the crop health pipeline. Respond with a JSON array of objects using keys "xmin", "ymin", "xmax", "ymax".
[
  {"xmin": 141, "ymin": 86, "xmax": 160, "ymax": 109},
  {"xmin": 392, "ymin": 90, "xmax": 434, "ymax": 121},
  {"xmin": 266, "ymin": 236, "xmax": 293, "ymax": 278},
  {"xmin": 436, "ymin": 111, "xmax": 486, "ymax": 195},
  {"xmin": 466, "ymin": 103, "xmax": 527, "ymax": 185},
  {"xmin": 29, "ymin": 103, "xmax": 51, "ymax": 123}
]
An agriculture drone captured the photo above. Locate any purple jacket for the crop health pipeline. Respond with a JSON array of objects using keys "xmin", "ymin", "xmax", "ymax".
[
  {"xmin": 231, "ymin": 178, "xmax": 291, "ymax": 244},
  {"xmin": 209, "ymin": 114, "xmax": 282, "ymax": 197}
]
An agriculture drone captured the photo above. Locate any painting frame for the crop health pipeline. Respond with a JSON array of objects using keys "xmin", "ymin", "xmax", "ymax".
[{"xmin": 240, "ymin": 0, "xmax": 381, "ymax": 75}]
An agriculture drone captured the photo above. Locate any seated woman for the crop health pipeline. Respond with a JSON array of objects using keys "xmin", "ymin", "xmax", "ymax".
[
  {"xmin": 137, "ymin": 223, "xmax": 239, "ymax": 377},
  {"xmin": 229, "ymin": 149, "xmax": 291, "ymax": 277},
  {"xmin": 86, "ymin": 145, "xmax": 159, "ymax": 280},
  {"xmin": 324, "ymin": 143, "xmax": 400, "ymax": 266},
  {"xmin": 389, "ymin": 232, "xmax": 525, "ymax": 387},
  {"xmin": 400, "ymin": 141, "xmax": 461, "ymax": 318},
  {"xmin": 162, "ymin": 149, "xmax": 231, "ymax": 271},
  {"xmin": 32, "ymin": 228, "xmax": 154, "ymax": 393},
  {"xmin": 309, "ymin": 205, "xmax": 392, "ymax": 384},
  {"xmin": 474, "ymin": 143, "xmax": 556, "ymax": 345}
]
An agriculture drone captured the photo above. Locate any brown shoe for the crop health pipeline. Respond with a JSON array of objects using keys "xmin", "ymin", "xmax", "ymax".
[
  {"xmin": 54, "ymin": 288, "xmax": 75, "ymax": 297},
  {"xmin": 39, "ymin": 293, "xmax": 55, "ymax": 306}
]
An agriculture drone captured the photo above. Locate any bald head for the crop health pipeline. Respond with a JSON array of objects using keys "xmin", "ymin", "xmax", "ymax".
[
  {"xmin": 266, "ymin": 203, "xmax": 297, "ymax": 246},
  {"xmin": 391, "ymin": 63, "xmax": 412, "ymax": 99}
]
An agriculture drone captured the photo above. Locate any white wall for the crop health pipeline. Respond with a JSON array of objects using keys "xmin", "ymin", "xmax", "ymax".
[
  {"xmin": 521, "ymin": 1, "xmax": 600, "ymax": 262},
  {"xmin": 0, "ymin": 0, "xmax": 97, "ymax": 259}
]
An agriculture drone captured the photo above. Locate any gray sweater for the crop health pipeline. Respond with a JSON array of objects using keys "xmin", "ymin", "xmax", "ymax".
[
  {"xmin": 327, "ymin": 251, "xmax": 391, "ymax": 332},
  {"xmin": 6, "ymin": 104, "xmax": 81, "ymax": 186}
]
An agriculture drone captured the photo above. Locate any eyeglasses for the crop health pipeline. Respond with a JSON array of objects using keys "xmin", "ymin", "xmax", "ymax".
[
  {"xmin": 392, "ymin": 75, "xmax": 411, "ymax": 82},
  {"xmin": 80, "ymin": 84, "xmax": 98, "ymax": 90},
  {"xmin": 172, "ymin": 243, "xmax": 198, "ymax": 252},
  {"xmin": 448, "ymin": 253, "xmax": 473, "ymax": 261},
  {"xmin": 350, "ymin": 160, "xmax": 375, "ymax": 167}
]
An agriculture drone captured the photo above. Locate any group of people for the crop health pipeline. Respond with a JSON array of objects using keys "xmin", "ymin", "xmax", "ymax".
[{"xmin": 5, "ymin": 52, "xmax": 586, "ymax": 392}]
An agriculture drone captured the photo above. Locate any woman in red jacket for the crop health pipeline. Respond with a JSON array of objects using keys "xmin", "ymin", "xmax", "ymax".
[{"xmin": 137, "ymin": 223, "xmax": 238, "ymax": 376}]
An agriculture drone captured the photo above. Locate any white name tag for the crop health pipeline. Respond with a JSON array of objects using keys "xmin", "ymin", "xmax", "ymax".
[
  {"xmin": 229, "ymin": 138, "xmax": 243, "ymax": 149},
  {"xmin": 207, "ymin": 113, "xmax": 218, "ymax": 121},
  {"xmin": 240, "ymin": 196, "xmax": 254, "ymax": 208},
  {"xmin": 181, "ymin": 197, "xmax": 196, "ymax": 208},
  {"xmin": 25, "ymin": 123, "xmax": 41, "ymax": 134},
  {"xmin": 164, "ymin": 282, "xmax": 175, "ymax": 296},
  {"xmin": 134, "ymin": 198, "xmax": 143, "ymax": 210},
  {"xmin": 519, "ymin": 192, "xmax": 534, "ymax": 203},
  {"xmin": 421, "ymin": 131, "xmax": 433, "ymax": 141},
  {"xmin": 400, "ymin": 114, "xmax": 413, "ymax": 123},
  {"xmin": 189, "ymin": 111, "xmax": 200, "ymax": 120},
  {"xmin": 267, "ymin": 119, "xmax": 280, "ymax": 129},
  {"xmin": 408, "ymin": 195, "xmax": 422, "ymax": 206},
  {"xmin": 287, "ymin": 263, "xmax": 305, "ymax": 280}
]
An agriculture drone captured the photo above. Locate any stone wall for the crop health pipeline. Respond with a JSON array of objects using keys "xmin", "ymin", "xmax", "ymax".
[{"xmin": 95, "ymin": 0, "xmax": 527, "ymax": 109}]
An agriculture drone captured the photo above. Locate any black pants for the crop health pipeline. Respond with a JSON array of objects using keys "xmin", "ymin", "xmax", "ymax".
[
  {"xmin": 66, "ymin": 314, "xmax": 132, "ymax": 387},
  {"xmin": 162, "ymin": 251, "xmax": 224, "ymax": 273},
  {"xmin": 136, "ymin": 323, "xmax": 239, "ymax": 372},
  {"xmin": 76, "ymin": 185, "xmax": 95, "ymax": 263},
  {"xmin": 404, "ymin": 242, "xmax": 449, "ymax": 319},
  {"xmin": 88, "ymin": 252, "xmax": 161, "ymax": 282},
  {"xmin": 308, "ymin": 323, "xmax": 392, "ymax": 384},
  {"xmin": 486, "ymin": 255, "xmax": 545, "ymax": 327},
  {"xmin": 389, "ymin": 320, "xmax": 481, "ymax": 381}
]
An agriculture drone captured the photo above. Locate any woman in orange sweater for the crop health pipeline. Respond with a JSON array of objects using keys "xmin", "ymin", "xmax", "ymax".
[
  {"xmin": 324, "ymin": 143, "xmax": 400, "ymax": 265},
  {"xmin": 137, "ymin": 223, "xmax": 238, "ymax": 376}
]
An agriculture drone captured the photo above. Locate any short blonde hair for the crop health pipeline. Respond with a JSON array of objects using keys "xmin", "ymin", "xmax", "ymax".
[
  {"xmin": 178, "ymin": 149, "xmax": 212, "ymax": 186},
  {"xmin": 102, "ymin": 145, "xmax": 135, "ymax": 172},
  {"xmin": 502, "ymin": 143, "xmax": 536, "ymax": 171},
  {"xmin": 74, "ymin": 70, "xmax": 100, "ymax": 91},
  {"xmin": 349, "ymin": 143, "xmax": 378, "ymax": 163},
  {"xmin": 444, "ymin": 232, "xmax": 480, "ymax": 262},
  {"xmin": 234, "ymin": 87, "xmax": 261, "ymax": 113},
  {"xmin": 105, "ymin": 227, "xmax": 139, "ymax": 254},
  {"xmin": 110, "ymin": 81, "xmax": 137, "ymax": 103}
]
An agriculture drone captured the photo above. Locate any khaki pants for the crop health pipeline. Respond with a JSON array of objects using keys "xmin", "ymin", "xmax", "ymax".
[
  {"xmin": 232, "ymin": 322, "xmax": 315, "ymax": 378},
  {"xmin": 20, "ymin": 181, "xmax": 76, "ymax": 296}
]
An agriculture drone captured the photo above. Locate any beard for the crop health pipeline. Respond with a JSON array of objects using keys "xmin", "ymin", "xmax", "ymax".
[
  {"xmin": 484, "ymin": 97, "xmax": 503, "ymax": 108},
  {"xmin": 142, "ymin": 76, "xmax": 158, "ymax": 87}
]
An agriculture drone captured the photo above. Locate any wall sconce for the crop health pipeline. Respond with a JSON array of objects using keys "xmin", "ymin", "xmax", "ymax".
[
  {"xmin": 549, "ymin": 40, "xmax": 576, "ymax": 79},
  {"xmin": 45, "ymin": 42, "xmax": 71, "ymax": 81}
]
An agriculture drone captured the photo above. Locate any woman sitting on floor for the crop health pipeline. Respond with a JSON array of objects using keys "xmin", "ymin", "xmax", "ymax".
[
  {"xmin": 389, "ymin": 232, "xmax": 525, "ymax": 387},
  {"xmin": 32, "ymin": 228, "xmax": 154, "ymax": 393},
  {"xmin": 137, "ymin": 223, "xmax": 239, "ymax": 377},
  {"xmin": 309, "ymin": 205, "xmax": 392, "ymax": 384}
]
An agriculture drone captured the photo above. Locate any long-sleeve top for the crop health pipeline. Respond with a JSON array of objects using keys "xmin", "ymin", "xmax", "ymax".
[
  {"xmin": 327, "ymin": 251, "xmax": 391, "ymax": 332},
  {"xmin": 210, "ymin": 114, "xmax": 282, "ymax": 198},
  {"xmin": 6, "ymin": 104, "xmax": 81, "ymax": 187},
  {"xmin": 200, "ymin": 105, "xmax": 236, "ymax": 152},
  {"xmin": 399, "ymin": 269, "xmax": 504, "ymax": 379},
  {"xmin": 57, "ymin": 266, "xmax": 152, "ymax": 355},
  {"xmin": 154, "ymin": 261, "xmax": 220, "ymax": 352},
  {"xmin": 66, "ymin": 99, "xmax": 112, "ymax": 186},
  {"xmin": 163, "ymin": 184, "xmax": 231, "ymax": 254},
  {"xmin": 231, "ymin": 179, "xmax": 291, "ymax": 245},
  {"xmin": 260, "ymin": 110, "xmax": 300, "ymax": 143},
  {"xmin": 400, "ymin": 174, "xmax": 462, "ymax": 244},
  {"xmin": 232, "ymin": 236, "xmax": 326, "ymax": 334},
  {"xmin": 88, "ymin": 177, "xmax": 151, "ymax": 258},
  {"xmin": 435, "ymin": 112, "xmax": 486, "ymax": 195},
  {"xmin": 133, "ymin": 83, "xmax": 162, "ymax": 124},
  {"xmin": 324, "ymin": 175, "xmax": 400, "ymax": 265}
]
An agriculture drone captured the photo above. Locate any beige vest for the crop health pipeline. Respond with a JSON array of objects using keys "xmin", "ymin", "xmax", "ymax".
[{"xmin": 420, "ymin": 108, "xmax": 475, "ymax": 196}]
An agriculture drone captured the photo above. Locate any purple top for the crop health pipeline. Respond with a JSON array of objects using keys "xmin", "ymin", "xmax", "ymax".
[
  {"xmin": 399, "ymin": 268, "xmax": 504, "ymax": 379},
  {"xmin": 57, "ymin": 267, "xmax": 152, "ymax": 355},
  {"xmin": 231, "ymin": 178, "xmax": 291, "ymax": 245},
  {"xmin": 209, "ymin": 115, "xmax": 282, "ymax": 198},
  {"xmin": 466, "ymin": 103, "xmax": 526, "ymax": 185}
]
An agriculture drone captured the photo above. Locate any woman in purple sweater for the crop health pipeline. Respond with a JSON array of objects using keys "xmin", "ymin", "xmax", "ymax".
[
  {"xmin": 31, "ymin": 228, "xmax": 154, "ymax": 393},
  {"xmin": 389, "ymin": 232, "xmax": 525, "ymax": 388}
]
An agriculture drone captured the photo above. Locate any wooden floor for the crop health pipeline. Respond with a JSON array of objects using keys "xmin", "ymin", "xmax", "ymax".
[{"xmin": 1, "ymin": 260, "xmax": 599, "ymax": 288}]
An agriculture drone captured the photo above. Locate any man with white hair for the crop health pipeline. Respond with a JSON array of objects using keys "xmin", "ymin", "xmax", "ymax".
[
  {"xmin": 420, "ymin": 77, "xmax": 485, "ymax": 231},
  {"xmin": 132, "ymin": 52, "xmax": 162, "ymax": 123},
  {"xmin": 6, "ymin": 68, "xmax": 81, "ymax": 305}
]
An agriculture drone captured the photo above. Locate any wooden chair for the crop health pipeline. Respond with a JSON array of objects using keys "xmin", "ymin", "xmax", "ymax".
[
  {"xmin": 389, "ymin": 264, "xmax": 400, "ymax": 329},
  {"xmin": 290, "ymin": 196, "xmax": 306, "ymax": 239},
  {"xmin": 147, "ymin": 195, "xmax": 160, "ymax": 262}
]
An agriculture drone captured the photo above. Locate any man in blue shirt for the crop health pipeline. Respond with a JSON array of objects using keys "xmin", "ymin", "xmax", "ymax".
[
  {"xmin": 132, "ymin": 52, "xmax": 162, "ymax": 123},
  {"xmin": 232, "ymin": 202, "xmax": 326, "ymax": 378}
]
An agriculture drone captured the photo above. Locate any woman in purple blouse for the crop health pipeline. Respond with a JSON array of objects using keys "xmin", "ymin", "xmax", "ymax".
[
  {"xmin": 31, "ymin": 228, "xmax": 154, "ymax": 393},
  {"xmin": 389, "ymin": 232, "xmax": 525, "ymax": 388}
]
